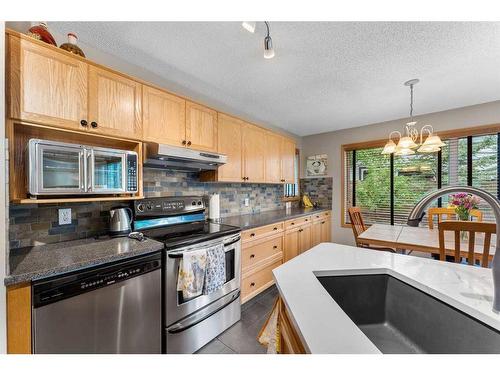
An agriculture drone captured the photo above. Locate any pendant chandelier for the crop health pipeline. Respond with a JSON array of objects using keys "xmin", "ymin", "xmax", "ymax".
[{"xmin": 382, "ymin": 79, "xmax": 445, "ymax": 156}]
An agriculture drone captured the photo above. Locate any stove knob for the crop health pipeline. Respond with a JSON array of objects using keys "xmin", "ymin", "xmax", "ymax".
[
  {"xmin": 146, "ymin": 203, "xmax": 153, "ymax": 210},
  {"xmin": 197, "ymin": 201, "xmax": 202, "ymax": 205},
  {"xmin": 192, "ymin": 201, "xmax": 197, "ymax": 206},
  {"xmin": 137, "ymin": 203, "xmax": 144, "ymax": 212}
]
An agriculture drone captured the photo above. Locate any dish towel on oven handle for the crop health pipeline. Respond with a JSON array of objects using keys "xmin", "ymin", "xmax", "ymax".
[
  {"xmin": 176, "ymin": 248, "xmax": 208, "ymax": 300},
  {"xmin": 203, "ymin": 243, "xmax": 226, "ymax": 295}
]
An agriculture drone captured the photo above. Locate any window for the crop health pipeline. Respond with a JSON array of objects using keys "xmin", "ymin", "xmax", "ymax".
[
  {"xmin": 284, "ymin": 149, "xmax": 300, "ymax": 198},
  {"xmin": 343, "ymin": 129, "xmax": 500, "ymax": 226}
]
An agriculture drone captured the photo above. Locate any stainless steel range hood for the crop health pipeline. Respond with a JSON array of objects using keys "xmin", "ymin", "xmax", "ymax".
[{"xmin": 143, "ymin": 143, "xmax": 227, "ymax": 171}]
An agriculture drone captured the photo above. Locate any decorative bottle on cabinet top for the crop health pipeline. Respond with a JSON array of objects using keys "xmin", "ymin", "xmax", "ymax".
[
  {"xmin": 60, "ymin": 33, "xmax": 86, "ymax": 58},
  {"xmin": 27, "ymin": 22, "xmax": 57, "ymax": 46}
]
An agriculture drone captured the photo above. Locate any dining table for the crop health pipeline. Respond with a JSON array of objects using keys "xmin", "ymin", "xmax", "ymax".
[{"xmin": 357, "ymin": 224, "xmax": 496, "ymax": 262}]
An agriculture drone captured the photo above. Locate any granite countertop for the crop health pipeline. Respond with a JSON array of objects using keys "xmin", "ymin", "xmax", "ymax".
[
  {"xmin": 213, "ymin": 206, "xmax": 331, "ymax": 230},
  {"xmin": 5, "ymin": 236, "xmax": 165, "ymax": 286},
  {"xmin": 273, "ymin": 243, "xmax": 500, "ymax": 353}
]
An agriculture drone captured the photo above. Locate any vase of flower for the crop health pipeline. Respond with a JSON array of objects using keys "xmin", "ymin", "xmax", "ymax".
[{"xmin": 449, "ymin": 192, "xmax": 481, "ymax": 240}]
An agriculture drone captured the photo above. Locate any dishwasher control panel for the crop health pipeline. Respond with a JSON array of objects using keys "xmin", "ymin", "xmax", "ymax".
[{"xmin": 33, "ymin": 253, "xmax": 161, "ymax": 308}]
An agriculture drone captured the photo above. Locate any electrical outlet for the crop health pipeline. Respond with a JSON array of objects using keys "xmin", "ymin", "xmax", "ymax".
[
  {"xmin": 244, "ymin": 198, "xmax": 249, "ymax": 207},
  {"xmin": 58, "ymin": 208, "xmax": 72, "ymax": 225}
]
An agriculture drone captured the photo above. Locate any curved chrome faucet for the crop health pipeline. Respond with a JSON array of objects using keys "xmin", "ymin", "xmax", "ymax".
[{"xmin": 407, "ymin": 186, "xmax": 500, "ymax": 312}]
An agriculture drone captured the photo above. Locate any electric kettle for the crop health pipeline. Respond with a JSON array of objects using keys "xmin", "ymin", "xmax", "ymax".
[{"xmin": 109, "ymin": 207, "xmax": 133, "ymax": 237}]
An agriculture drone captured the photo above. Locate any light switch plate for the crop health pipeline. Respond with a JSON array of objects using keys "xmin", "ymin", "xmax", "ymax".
[
  {"xmin": 58, "ymin": 208, "xmax": 72, "ymax": 225},
  {"xmin": 244, "ymin": 198, "xmax": 249, "ymax": 207}
]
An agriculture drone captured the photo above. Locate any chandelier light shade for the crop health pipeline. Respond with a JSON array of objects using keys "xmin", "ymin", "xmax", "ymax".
[{"xmin": 382, "ymin": 79, "xmax": 445, "ymax": 156}]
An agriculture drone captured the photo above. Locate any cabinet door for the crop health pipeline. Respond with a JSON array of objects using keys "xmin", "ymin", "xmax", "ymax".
[
  {"xmin": 88, "ymin": 66, "xmax": 142, "ymax": 139},
  {"xmin": 242, "ymin": 123, "xmax": 266, "ymax": 183},
  {"xmin": 142, "ymin": 85, "xmax": 186, "ymax": 146},
  {"xmin": 217, "ymin": 114, "xmax": 243, "ymax": 182},
  {"xmin": 281, "ymin": 137, "xmax": 296, "ymax": 183},
  {"xmin": 321, "ymin": 218, "xmax": 332, "ymax": 243},
  {"xmin": 8, "ymin": 36, "xmax": 88, "ymax": 130},
  {"xmin": 311, "ymin": 221, "xmax": 322, "ymax": 247},
  {"xmin": 265, "ymin": 131, "xmax": 283, "ymax": 183},
  {"xmin": 298, "ymin": 224, "xmax": 312, "ymax": 254},
  {"xmin": 185, "ymin": 101, "xmax": 218, "ymax": 152},
  {"xmin": 284, "ymin": 229, "xmax": 300, "ymax": 262}
]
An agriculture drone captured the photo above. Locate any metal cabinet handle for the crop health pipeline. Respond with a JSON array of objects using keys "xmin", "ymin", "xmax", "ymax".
[
  {"xmin": 87, "ymin": 150, "xmax": 93, "ymax": 192},
  {"xmin": 305, "ymin": 219, "xmax": 309, "ymax": 221},
  {"xmin": 273, "ymin": 227, "xmax": 278, "ymax": 230},
  {"xmin": 182, "ymin": 140, "xmax": 187, "ymax": 145},
  {"xmin": 80, "ymin": 119, "xmax": 88, "ymax": 127},
  {"xmin": 291, "ymin": 222, "xmax": 295, "ymax": 225},
  {"xmin": 299, "ymin": 229, "xmax": 303, "ymax": 232},
  {"xmin": 321, "ymin": 221, "xmax": 325, "ymax": 224},
  {"xmin": 250, "ymin": 282, "xmax": 256, "ymax": 287},
  {"xmin": 273, "ymin": 245, "xmax": 278, "ymax": 249},
  {"xmin": 250, "ymin": 254, "xmax": 255, "ymax": 259},
  {"xmin": 187, "ymin": 141, "xmax": 192, "ymax": 146},
  {"xmin": 250, "ymin": 233, "xmax": 255, "ymax": 237}
]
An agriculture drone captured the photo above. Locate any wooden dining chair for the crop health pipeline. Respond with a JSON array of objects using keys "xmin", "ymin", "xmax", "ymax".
[
  {"xmin": 437, "ymin": 220, "xmax": 495, "ymax": 267},
  {"xmin": 428, "ymin": 207, "xmax": 483, "ymax": 229},
  {"xmin": 348, "ymin": 207, "xmax": 396, "ymax": 253}
]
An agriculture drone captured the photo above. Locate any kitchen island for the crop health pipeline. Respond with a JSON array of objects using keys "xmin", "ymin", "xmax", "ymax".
[{"xmin": 273, "ymin": 243, "xmax": 500, "ymax": 354}]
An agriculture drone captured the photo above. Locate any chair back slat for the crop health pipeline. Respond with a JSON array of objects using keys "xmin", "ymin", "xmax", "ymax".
[
  {"xmin": 428, "ymin": 207, "xmax": 483, "ymax": 229},
  {"xmin": 438, "ymin": 220, "xmax": 496, "ymax": 268},
  {"xmin": 348, "ymin": 207, "xmax": 366, "ymax": 246}
]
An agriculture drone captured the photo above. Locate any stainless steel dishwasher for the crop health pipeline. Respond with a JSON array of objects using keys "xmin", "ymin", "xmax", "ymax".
[{"xmin": 32, "ymin": 252, "xmax": 162, "ymax": 354}]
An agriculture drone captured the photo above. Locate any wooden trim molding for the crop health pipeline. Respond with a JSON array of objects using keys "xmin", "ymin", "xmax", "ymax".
[
  {"xmin": 340, "ymin": 123, "xmax": 500, "ymax": 227},
  {"xmin": 7, "ymin": 283, "xmax": 32, "ymax": 354}
]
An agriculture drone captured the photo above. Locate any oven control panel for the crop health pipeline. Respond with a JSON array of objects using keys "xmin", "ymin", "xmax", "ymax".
[{"xmin": 134, "ymin": 196, "xmax": 205, "ymax": 217}]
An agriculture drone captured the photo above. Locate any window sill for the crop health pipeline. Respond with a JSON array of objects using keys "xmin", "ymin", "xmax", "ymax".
[{"xmin": 282, "ymin": 196, "xmax": 300, "ymax": 202}]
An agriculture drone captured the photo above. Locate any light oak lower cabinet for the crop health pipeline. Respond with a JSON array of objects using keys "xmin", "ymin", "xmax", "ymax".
[
  {"xmin": 6, "ymin": 283, "xmax": 32, "ymax": 354},
  {"xmin": 88, "ymin": 66, "xmax": 143, "ymax": 139},
  {"xmin": 7, "ymin": 34, "xmax": 88, "ymax": 131},
  {"xmin": 312, "ymin": 218, "xmax": 332, "ymax": 247},
  {"xmin": 284, "ymin": 216, "xmax": 312, "ymax": 262}
]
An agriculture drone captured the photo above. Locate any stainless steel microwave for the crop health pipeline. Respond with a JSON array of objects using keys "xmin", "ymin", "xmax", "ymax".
[{"xmin": 28, "ymin": 139, "xmax": 138, "ymax": 196}]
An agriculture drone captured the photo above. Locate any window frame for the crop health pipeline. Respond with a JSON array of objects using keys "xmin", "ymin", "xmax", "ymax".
[{"xmin": 341, "ymin": 123, "xmax": 500, "ymax": 228}]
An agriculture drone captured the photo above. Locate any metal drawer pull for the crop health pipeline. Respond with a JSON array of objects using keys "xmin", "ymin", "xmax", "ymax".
[
  {"xmin": 273, "ymin": 227, "xmax": 278, "ymax": 230},
  {"xmin": 321, "ymin": 221, "xmax": 325, "ymax": 224},
  {"xmin": 250, "ymin": 282, "xmax": 255, "ymax": 287},
  {"xmin": 250, "ymin": 254, "xmax": 255, "ymax": 259},
  {"xmin": 299, "ymin": 229, "xmax": 303, "ymax": 232},
  {"xmin": 273, "ymin": 245, "xmax": 278, "ymax": 249},
  {"xmin": 250, "ymin": 233, "xmax": 255, "ymax": 237}
]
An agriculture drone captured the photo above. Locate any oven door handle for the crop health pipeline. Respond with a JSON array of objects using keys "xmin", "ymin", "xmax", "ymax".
[{"xmin": 167, "ymin": 290, "xmax": 240, "ymax": 334}]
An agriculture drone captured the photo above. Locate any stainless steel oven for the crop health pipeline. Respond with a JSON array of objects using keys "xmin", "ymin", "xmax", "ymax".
[
  {"xmin": 28, "ymin": 139, "xmax": 138, "ymax": 196},
  {"xmin": 165, "ymin": 233, "xmax": 241, "ymax": 354}
]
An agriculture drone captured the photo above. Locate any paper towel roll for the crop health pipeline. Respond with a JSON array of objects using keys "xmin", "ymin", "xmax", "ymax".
[{"xmin": 209, "ymin": 193, "xmax": 220, "ymax": 219}]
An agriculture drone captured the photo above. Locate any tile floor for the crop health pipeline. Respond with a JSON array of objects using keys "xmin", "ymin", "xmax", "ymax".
[{"xmin": 196, "ymin": 285, "xmax": 278, "ymax": 354}]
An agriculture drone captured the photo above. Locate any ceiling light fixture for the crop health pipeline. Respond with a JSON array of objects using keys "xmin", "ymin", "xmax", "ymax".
[
  {"xmin": 241, "ymin": 21, "xmax": 256, "ymax": 33},
  {"xmin": 382, "ymin": 79, "xmax": 445, "ymax": 156},
  {"xmin": 242, "ymin": 21, "xmax": 275, "ymax": 59}
]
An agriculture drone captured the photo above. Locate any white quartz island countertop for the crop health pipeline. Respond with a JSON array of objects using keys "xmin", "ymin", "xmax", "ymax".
[{"xmin": 272, "ymin": 243, "xmax": 500, "ymax": 354}]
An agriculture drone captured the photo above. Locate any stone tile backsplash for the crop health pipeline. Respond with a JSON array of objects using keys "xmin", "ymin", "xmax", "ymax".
[
  {"xmin": 9, "ymin": 169, "xmax": 286, "ymax": 249},
  {"xmin": 300, "ymin": 177, "xmax": 333, "ymax": 208}
]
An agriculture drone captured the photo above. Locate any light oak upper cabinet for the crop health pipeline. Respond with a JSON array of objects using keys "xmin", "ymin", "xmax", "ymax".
[
  {"xmin": 265, "ymin": 131, "xmax": 283, "ymax": 183},
  {"xmin": 217, "ymin": 114, "xmax": 243, "ymax": 182},
  {"xmin": 186, "ymin": 101, "xmax": 218, "ymax": 152},
  {"xmin": 242, "ymin": 123, "xmax": 267, "ymax": 183},
  {"xmin": 281, "ymin": 137, "xmax": 296, "ymax": 183},
  {"xmin": 8, "ymin": 35, "xmax": 88, "ymax": 131},
  {"xmin": 143, "ymin": 85, "xmax": 186, "ymax": 146},
  {"xmin": 88, "ymin": 66, "xmax": 142, "ymax": 139}
]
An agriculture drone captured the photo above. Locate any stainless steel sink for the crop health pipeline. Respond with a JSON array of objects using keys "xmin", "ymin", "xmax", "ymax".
[{"xmin": 317, "ymin": 274, "xmax": 500, "ymax": 353}]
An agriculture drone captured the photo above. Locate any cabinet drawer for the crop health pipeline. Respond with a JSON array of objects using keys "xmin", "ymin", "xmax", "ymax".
[
  {"xmin": 242, "ymin": 222, "xmax": 284, "ymax": 243},
  {"xmin": 242, "ymin": 235, "xmax": 283, "ymax": 271},
  {"xmin": 241, "ymin": 259, "xmax": 282, "ymax": 303},
  {"xmin": 312, "ymin": 211, "xmax": 331, "ymax": 222},
  {"xmin": 285, "ymin": 215, "xmax": 312, "ymax": 230}
]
